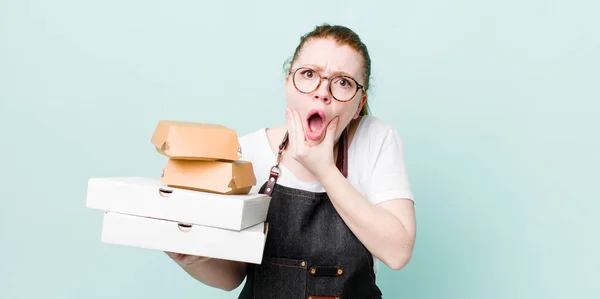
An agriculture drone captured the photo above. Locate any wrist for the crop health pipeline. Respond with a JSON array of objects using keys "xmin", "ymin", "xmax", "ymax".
[{"xmin": 315, "ymin": 163, "xmax": 340, "ymax": 183}]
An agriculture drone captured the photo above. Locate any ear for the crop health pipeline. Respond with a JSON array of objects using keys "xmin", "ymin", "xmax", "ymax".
[{"xmin": 353, "ymin": 93, "xmax": 368, "ymax": 119}]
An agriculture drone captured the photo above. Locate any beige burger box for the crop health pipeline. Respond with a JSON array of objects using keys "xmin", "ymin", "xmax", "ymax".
[
  {"xmin": 86, "ymin": 177, "xmax": 271, "ymax": 231},
  {"xmin": 100, "ymin": 212, "xmax": 268, "ymax": 264},
  {"xmin": 151, "ymin": 120, "xmax": 242, "ymax": 161},
  {"xmin": 161, "ymin": 159, "xmax": 256, "ymax": 195}
]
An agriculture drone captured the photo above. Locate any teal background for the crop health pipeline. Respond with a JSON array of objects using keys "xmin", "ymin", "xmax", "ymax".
[{"xmin": 1, "ymin": 0, "xmax": 598, "ymax": 298}]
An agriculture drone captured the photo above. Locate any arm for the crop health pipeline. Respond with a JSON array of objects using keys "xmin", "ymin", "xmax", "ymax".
[
  {"xmin": 166, "ymin": 253, "xmax": 247, "ymax": 291},
  {"xmin": 318, "ymin": 169, "xmax": 416, "ymax": 270}
]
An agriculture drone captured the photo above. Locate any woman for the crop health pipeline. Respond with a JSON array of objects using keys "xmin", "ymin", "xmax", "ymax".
[{"xmin": 167, "ymin": 24, "xmax": 416, "ymax": 298}]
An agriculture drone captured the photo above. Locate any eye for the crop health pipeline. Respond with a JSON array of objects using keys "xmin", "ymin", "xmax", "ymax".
[
  {"xmin": 301, "ymin": 70, "xmax": 315, "ymax": 79},
  {"xmin": 334, "ymin": 77, "xmax": 353, "ymax": 88}
]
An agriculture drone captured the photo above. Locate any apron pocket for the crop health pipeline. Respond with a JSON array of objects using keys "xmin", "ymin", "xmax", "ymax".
[{"xmin": 254, "ymin": 256, "xmax": 308, "ymax": 299}]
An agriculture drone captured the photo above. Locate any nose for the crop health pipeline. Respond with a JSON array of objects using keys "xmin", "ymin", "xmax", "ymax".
[{"xmin": 312, "ymin": 77, "xmax": 332, "ymax": 103}]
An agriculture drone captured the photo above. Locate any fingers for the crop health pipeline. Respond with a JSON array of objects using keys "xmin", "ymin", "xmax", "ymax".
[
  {"xmin": 323, "ymin": 116, "xmax": 339, "ymax": 146},
  {"xmin": 165, "ymin": 251, "xmax": 210, "ymax": 266},
  {"xmin": 292, "ymin": 109, "xmax": 306, "ymax": 147},
  {"xmin": 286, "ymin": 108, "xmax": 307, "ymax": 156},
  {"xmin": 165, "ymin": 251, "xmax": 182, "ymax": 259},
  {"xmin": 285, "ymin": 108, "xmax": 296, "ymax": 150},
  {"xmin": 182, "ymin": 255, "xmax": 210, "ymax": 266}
]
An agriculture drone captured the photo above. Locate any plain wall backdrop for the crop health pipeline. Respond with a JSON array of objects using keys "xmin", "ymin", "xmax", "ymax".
[{"xmin": 1, "ymin": 0, "xmax": 598, "ymax": 298}]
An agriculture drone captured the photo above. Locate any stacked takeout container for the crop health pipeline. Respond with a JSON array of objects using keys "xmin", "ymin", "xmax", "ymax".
[{"xmin": 86, "ymin": 120, "xmax": 271, "ymax": 264}]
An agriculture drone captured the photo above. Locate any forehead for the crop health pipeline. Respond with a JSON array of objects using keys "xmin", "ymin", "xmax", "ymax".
[{"xmin": 294, "ymin": 38, "xmax": 364, "ymax": 78}]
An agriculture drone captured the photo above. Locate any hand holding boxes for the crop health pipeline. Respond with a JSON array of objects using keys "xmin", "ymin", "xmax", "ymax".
[{"xmin": 86, "ymin": 120, "xmax": 270, "ymax": 264}]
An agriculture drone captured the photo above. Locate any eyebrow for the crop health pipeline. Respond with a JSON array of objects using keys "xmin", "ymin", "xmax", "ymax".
[{"xmin": 303, "ymin": 64, "xmax": 356, "ymax": 78}]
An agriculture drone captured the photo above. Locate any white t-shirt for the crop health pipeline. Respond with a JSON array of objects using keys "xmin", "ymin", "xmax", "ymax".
[{"xmin": 238, "ymin": 115, "xmax": 414, "ymax": 274}]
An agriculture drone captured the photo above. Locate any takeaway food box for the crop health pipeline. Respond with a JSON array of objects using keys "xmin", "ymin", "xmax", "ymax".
[{"xmin": 86, "ymin": 120, "xmax": 271, "ymax": 264}]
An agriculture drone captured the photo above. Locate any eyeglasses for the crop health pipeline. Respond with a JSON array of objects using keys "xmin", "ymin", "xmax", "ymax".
[{"xmin": 290, "ymin": 67, "xmax": 365, "ymax": 102}]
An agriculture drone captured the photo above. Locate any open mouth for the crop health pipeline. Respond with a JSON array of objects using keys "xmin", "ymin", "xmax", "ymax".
[{"xmin": 305, "ymin": 109, "xmax": 326, "ymax": 140}]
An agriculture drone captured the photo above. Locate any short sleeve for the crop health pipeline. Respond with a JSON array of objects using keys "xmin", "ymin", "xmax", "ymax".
[{"xmin": 367, "ymin": 128, "xmax": 414, "ymax": 205}]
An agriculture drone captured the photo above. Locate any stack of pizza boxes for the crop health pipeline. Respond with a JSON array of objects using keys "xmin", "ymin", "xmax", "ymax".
[{"xmin": 86, "ymin": 120, "xmax": 271, "ymax": 264}]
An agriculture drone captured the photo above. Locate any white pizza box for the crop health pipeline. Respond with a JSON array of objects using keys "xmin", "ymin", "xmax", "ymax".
[
  {"xmin": 86, "ymin": 177, "xmax": 271, "ymax": 231},
  {"xmin": 100, "ymin": 212, "xmax": 268, "ymax": 264}
]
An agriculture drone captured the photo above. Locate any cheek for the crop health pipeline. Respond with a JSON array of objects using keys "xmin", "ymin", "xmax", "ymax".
[
  {"xmin": 336, "ymin": 102, "xmax": 360, "ymax": 117},
  {"xmin": 284, "ymin": 84, "xmax": 297, "ymax": 105},
  {"xmin": 285, "ymin": 86, "xmax": 308, "ymax": 109},
  {"xmin": 285, "ymin": 93, "xmax": 303, "ymax": 109},
  {"xmin": 331, "ymin": 105, "xmax": 357, "ymax": 126}
]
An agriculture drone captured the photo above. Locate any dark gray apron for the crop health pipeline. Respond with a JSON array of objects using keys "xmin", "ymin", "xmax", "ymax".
[{"xmin": 238, "ymin": 129, "xmax": 382, "ymax": 299}]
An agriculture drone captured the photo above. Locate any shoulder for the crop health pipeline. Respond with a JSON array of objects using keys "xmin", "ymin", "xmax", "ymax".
[
  {"xmin": 239, "ymin": 127, "xmax": 266, "ymax": 145},
  {"xmin": 356, "ymin": 115, "xmax": 396, "ymax": 132},
  {"xmin": 238, "ymin": 128, "xmax": 274, "ymax": 193},
  {"xmin": 238, "ymin": 128, "xmax": 268, "ymax": 160},
  {"xmin": 352, "ymin": 115, "xmax": 404, "ymax": 153}
]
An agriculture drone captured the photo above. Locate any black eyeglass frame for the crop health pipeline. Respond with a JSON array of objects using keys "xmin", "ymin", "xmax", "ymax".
[{"xmin": 289, "ymin": 67, "xmax": 365, "ymax": 102}]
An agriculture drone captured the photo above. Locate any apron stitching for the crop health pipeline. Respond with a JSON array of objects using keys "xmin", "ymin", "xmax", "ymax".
[
  {"xmin": 264, "ymin": 262, "xmax": 307, "ymax": 269},
  {"xmin": 273, "ymin": 189, "xmax": 325, "ymax": 200},
  {"xmin": 304, "ymin": 260, "xmax": 308, "ymax": 299}
]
